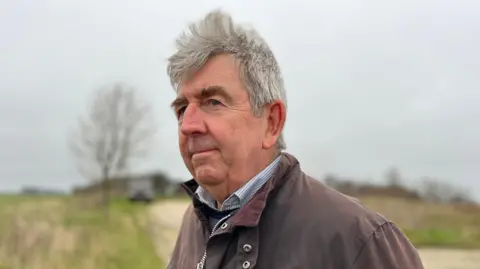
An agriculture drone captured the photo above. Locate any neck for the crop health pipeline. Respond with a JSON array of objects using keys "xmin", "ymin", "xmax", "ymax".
[{"xmin": 206, "ymin": 150, "xmax": 280, "ymax": 206}]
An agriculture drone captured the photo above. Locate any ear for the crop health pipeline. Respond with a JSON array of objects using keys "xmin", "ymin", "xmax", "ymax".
[{"xmin": 262, "ymin": 100, "xmax": 287, "ymax": 149}]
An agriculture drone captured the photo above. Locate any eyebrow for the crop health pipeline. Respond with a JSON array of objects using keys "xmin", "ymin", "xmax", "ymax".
[
  {"xmin": 170, "ymin": 96, "xmax": 187, "ymax": 111},
  {"xmin": 170, "ymin": 85, "xmax": 232, "ymax": 110}
]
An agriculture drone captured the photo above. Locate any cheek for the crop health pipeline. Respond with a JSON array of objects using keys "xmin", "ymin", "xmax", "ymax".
[
  {"xmin": 207, "ymin": 117, "xmax": 232, "ymax": 137},
  {"xmin": 245, "ymin": 116, "xmax": 266, "ymax": 138},
  {"xmin": 216, "ymin": 115, "xmax": 261, "ymax": 148}
]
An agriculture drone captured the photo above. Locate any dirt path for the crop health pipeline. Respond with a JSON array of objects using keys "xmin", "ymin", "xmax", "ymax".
[
  {"xmin": 419, "ymin": 248, "xmax": 480, "ymax": 269},
  {"xmin": 147, "ymin": 200, "xmax": 189, "ymax": 263},
  {"xmin": 148, "ymin": 200, "xmax": 480, "ymax": 268}
]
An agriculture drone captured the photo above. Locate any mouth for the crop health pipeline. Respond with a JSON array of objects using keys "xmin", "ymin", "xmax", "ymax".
[{"xmin": 191, "ymin": 149, "xmax": 217, "ymax": 157}]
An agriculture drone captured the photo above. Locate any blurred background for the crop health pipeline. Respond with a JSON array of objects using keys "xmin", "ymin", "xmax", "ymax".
[{"xmin": 0, "ymin": 0, "xmax": 479, "ymax": 268}]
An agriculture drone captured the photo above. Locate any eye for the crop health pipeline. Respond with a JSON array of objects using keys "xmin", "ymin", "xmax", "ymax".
[
  {"xmin": 206, "ymin": 99, "xmax": 223, "ymax": 106},
  {"xmin": 176, "ymin": 106, "xmax": 187, "ymax": 118}
]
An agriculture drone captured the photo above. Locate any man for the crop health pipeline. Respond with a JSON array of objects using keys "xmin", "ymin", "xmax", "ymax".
[{"xmin": 166, "ymin": 10, "xmax": 424, "ymax": 269}]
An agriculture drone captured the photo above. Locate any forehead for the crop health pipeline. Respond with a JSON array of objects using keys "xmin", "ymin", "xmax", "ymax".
[{"xmin": 178, "ymin": 54, "xmax": 243, "ymax": 98}]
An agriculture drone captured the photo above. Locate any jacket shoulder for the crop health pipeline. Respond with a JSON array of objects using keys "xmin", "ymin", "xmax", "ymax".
[
  {"xmin": 277, "ymin": 172, "xmax": 388, "ymax": 232},
  {"xmin": 270, "ymin": 173, "xmax": 389, "ymax": 249},
  {"xmin": 268, "ymin": 172, "xmax": 422, "ymax": 267}
]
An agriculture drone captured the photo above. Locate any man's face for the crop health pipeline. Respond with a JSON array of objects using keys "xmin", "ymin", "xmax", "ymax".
[{"xmin": 171, "ymin": 54, "xmax": 268, "ymax": 193}]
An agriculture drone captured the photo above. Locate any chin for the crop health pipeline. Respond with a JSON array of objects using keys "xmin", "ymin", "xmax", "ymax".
[{"xmin": 194, "ymin": 167, "xmax": 224, "ymax": 186}]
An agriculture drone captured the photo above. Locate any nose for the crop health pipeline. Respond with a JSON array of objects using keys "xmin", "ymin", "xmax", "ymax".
[{"xmin": 180, "ymin": 104, "xmax": 206, "ymax": 136}]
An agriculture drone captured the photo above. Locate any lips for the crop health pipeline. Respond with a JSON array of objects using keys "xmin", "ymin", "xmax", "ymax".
[
  {"xmin": 189, "ymin": 145, "xmax": 216, "ymax": 155},
  {"xmin": 192, "ymin": 148, "xmax": 215, "ymax": 155}
]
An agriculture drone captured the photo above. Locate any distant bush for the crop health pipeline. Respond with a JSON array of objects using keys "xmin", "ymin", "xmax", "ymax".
[
  {"xmin": 419, "ymin": 178, "xmax": 474, "ymax": 204},
  {"xmin": 322, "ymin": 168, "xmax": 476, "ymax": 205}
]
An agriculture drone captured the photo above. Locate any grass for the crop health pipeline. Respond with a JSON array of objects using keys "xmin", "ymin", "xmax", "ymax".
[
  {"xmin": 1, "ymin": 193, "xmax": 479, "ymax": 269},
  {"xmin": 0, "ymin": 195, "xmax": 163, "ymax": 269},
  {"xmin": 359, "ymin": 196, "xmax": 480, "ymax": 248}
]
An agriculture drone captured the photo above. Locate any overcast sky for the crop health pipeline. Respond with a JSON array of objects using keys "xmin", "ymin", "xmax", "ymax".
[{"xmin": 1, "ymin": 0, "xmax": 479, "ymax": 199}]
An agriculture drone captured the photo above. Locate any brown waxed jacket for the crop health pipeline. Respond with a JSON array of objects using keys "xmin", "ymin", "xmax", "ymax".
[{"xmin": 168, "ymin": 153, "xmax": 424, "ymax": 269}]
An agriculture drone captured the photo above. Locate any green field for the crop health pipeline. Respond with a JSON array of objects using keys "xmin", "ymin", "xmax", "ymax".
[
  {"xmin": 0, "ymin": 194, "xmax": 479, "ymax": 269},
  {"xmin": 0, "ymin": 195, "xmax": 163, "ymax": 269},
  {"xmin": 359, "ymin": 196, "xmax": 480, "ymax": 248}
]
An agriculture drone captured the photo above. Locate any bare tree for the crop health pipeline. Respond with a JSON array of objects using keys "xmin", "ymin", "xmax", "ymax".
[
  {"xmin": 384, "ymin": 167, "xmax": 403, "ymax": 187},
  {"xmin": 69, "ymin": 83, "xmax": 156, "ymax": 210},
  {"xmin": 419, "ymin": 177, "xmax": 473, "ymax": 204}
]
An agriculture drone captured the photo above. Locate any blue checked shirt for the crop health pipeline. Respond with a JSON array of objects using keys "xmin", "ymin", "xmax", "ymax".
[{"xmin": 195, "ymin": 155, "xmax": 281, "ymax": 226}]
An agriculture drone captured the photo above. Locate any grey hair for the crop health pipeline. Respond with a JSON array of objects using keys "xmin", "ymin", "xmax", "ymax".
[{"xmin": 167, "ymin": 10, "xmax": 287, "ymax": 150}]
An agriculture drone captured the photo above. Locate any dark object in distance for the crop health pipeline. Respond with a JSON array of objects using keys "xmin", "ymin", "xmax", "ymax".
[{"xmin": 129, "ymin": 191, "xmax": 153, "ymax": 203}]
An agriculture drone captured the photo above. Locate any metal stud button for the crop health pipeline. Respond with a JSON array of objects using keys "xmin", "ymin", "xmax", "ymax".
[
  {"xmin": 242, "ymin": 244, "xmax": 252, "ymax": 253},
  {"xmin": 242, "ymin": 261, "xmax": 251, "ymax": 269}
]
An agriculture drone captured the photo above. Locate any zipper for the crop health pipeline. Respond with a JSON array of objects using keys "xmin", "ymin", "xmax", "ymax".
[{"xmin": 196, "ymin": 213, "xmax": 233, "ymax": 269}]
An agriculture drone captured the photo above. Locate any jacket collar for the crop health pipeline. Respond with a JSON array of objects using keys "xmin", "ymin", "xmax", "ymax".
[{"xmin": 181, "ymin": 152, "xmax": 300, "ymax": 227}]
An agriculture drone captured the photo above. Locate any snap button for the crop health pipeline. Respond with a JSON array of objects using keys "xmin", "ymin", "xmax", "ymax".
[
  {"xmin": 220, "ymin": 222, "xmax": 229, "ymax": 229},
  {"xmin": 242, "ymin": 261, "xmax": 251, "ymax": 269},
  {"xmin": 242, "ymin": 244, "xmax": 252, "ymax": 253}
]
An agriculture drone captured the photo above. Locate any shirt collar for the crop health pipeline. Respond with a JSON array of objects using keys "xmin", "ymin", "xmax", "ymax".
[{"xmin": 195, "ymin": 155, "xmax": 282, "ymax": 211}]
